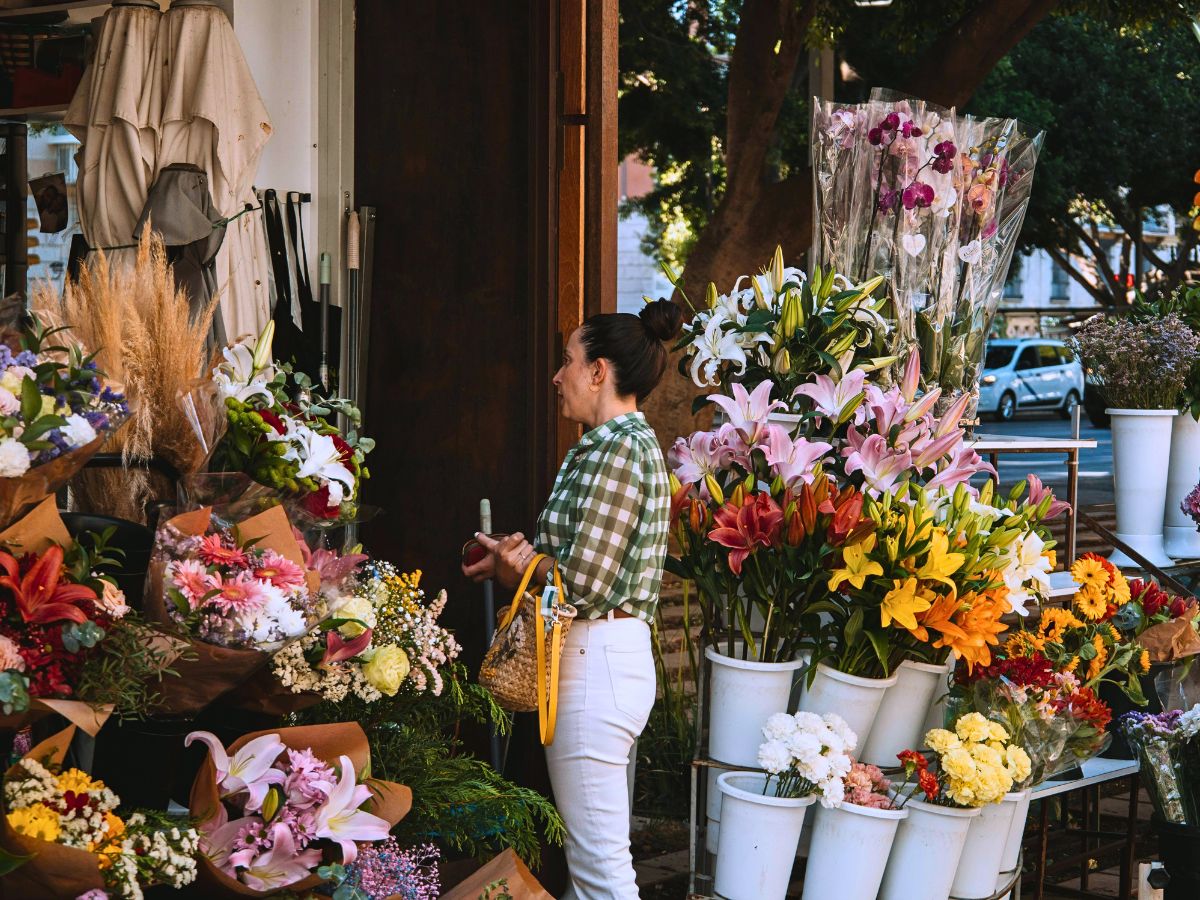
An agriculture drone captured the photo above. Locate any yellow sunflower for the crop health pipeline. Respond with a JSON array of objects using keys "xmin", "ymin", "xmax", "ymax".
[
  {"xmin": 1108, "ymin": 624, "xmax": 1122, "ymax": 643},
  {"xmin": 1038, "ymin": 607, "xmax": 1084, "ymax": 643},
  {"xmin": 1074, "ymin": 585, "xmax": 1108, "ymax": 621},
  {"xmin": 1005, "ymin": 630, "xmax": 1043, "ymax": 657},
  {"xmin": 1071, "ymin": 555, "xmax": 1110, "ymax": 590},
  {"xmin": 1064, "ymin": 656, "xmax": 1080, "ymax": 673},
  {"xmin": 1087, "ymin": 634, "xmax": 1108, "ymax": 680}
]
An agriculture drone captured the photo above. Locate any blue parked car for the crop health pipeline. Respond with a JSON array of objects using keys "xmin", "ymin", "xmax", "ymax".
[{"xmin": 978, "ymin": 338, "xmax": 1085, "ymax": 422}]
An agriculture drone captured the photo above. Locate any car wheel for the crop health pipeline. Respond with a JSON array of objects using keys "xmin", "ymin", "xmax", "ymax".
[
  {"xmin": 995, "ymin": 391, "xmax": 1016, "ymax": 422},
  {"xmin": 1058, "ymin": 390, "xmax": 1080, "ymax": 421}
]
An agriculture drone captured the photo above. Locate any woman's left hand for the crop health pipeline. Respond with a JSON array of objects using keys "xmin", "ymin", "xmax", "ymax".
[{"xmin": 470, "ymin": 532, "xmax": 539, "ymax": 590}]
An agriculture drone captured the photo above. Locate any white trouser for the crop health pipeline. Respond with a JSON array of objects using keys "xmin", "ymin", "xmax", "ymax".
[{"xmin": 545, "ymin": 615, "xmax": 656, "ymax": 900}]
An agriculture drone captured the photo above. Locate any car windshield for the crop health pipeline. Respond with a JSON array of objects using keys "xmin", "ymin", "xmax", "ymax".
[{"xmin": 984, "ymin": 346, "xmax": 1016, "ymax": 370}]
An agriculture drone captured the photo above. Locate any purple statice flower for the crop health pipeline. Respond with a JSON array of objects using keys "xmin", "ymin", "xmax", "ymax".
[
  {"xmin": 15, "ymin": 350, "xmax": 38, "ymax": 368},
  {"xmin": 344, "ymin": 839, "xmax": 441, "ymax": 900},
  {"xmin": 1123, "ymin": 709, "xmax": 1184, "ymax": 737},
  {"xmin": 1182, "ymin": 484, "xmax": 1200, "ymax": 527},
  {"xmin": 0, "ymin": 346, "xmax": 12, "ymax": 369},
  {"xmin": 901, "ymin": 182, "xmax": 934, "ymax": 210},
  {"xmin": 877, "ymin": 188, "xmax": 900, "ymax": 214},
  {"xmin": 82, "ymin": 359, "xmax": 98, "ymax": 371}
]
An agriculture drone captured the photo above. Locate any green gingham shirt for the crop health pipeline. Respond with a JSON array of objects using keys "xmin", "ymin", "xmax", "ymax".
[{"xmin": 535, "ymin": 411, "xmax": 669, "ymax": 623}]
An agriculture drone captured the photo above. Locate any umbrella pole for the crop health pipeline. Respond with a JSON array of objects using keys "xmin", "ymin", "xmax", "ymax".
[
  {"xmin": 480, "ymin": 498, "xmax": 504, "ymax": 771},
  {"xmin": 342, "ymin": 214, "xmax": 362, "ymax": 549},
  {"xmin": 318, "ymin": 252, "xmax": 331, "ymax": 391}
]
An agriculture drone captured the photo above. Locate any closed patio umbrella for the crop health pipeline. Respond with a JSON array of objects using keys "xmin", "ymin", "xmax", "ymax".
[
  {"xmin": 63, "ymin": 0, "xmax": 161, "ymax": 267},
  {"xmin": 147, "ymin": 0, "xmax": 273, "ymax": 341}
]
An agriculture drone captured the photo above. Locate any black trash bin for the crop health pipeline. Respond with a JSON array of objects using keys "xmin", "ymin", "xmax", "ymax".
[
  {"xmin": 61, "ymin": 512, "xmax": 153, "ymax": 610},
  {"xmin": 1154, "ymin": 817, "xmax": 1200, "ymax": 899}
]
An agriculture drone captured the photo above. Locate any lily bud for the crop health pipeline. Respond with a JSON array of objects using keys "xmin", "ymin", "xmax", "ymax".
[
  {"xmin": 785, "ymin": 506, "xmax": 805, "ymax": 545},
  {"xmin": 689, "ymin": 499, "xmax": 706, "ymax": 533},
  {"xmin": 752, "ymin": 278, "xmax": 769, "ymax": 311},
  {"xmin": 799, "ymin": 486, "xmax": 818, "ymax": 534},
  {"xmin": 854, "ymin": 274, "xmax": 885, "ymax": 300},
  {"xmin": 252, "ymin": 320, "xmax": 276, "ymax": 372},
  {"xmin": 770, "ymin": 474, "xmax": 786, "ymax": 496},
  {"xmin": 771, "ymin": 244, "xmax": 785, "ymax": 293},
  {"xmin": 660, "ymin": 260, "xmax": 680, "ymax": 286},
  {"xmin": 772, "ymin": 347, "xmax": 792, "ymax": 376},
  {"xmin": 706, "ymin": 281, "xmax": 719, "ymax": 309},
  {"xmin": 900, "ymin": 350, "xmax": 921, "ymax": 402},
  {"xmin": 705, "ymin": 474, "xmax": 725, "ymax": 506},
  {"xmin": 729, "ymin": 483, "xmax": 747, "ymax": 508},
  {"xmin": 669, "ymin": 472, "xmax": 683, "ymax": 495},
  {"xmin": 810, "ymin": 268, "xmax": 824, "ymax": 299}
]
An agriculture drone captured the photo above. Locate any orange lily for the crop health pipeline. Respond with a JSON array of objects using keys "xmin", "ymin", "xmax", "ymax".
[
  {"xmin": 908, "ymin": 590, "xmax": 968, "ymax": 645},
  {"xmin": 0, "ymin": 546, "xmax": 95, "ymax": 625}
]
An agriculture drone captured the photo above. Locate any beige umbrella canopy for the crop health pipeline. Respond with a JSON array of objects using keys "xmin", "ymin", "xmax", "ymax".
[
  {"xmin": 63, "ymin": 0, "xmax": 161, "ymax": 265},
  {"xmin": 146, "ymin": 0, "xmax": 273, "ymax": 341}
]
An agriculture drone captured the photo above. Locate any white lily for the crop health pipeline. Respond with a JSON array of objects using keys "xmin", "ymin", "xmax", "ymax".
[
  {"xmin": 185, "ymin": 730, "xmax": 286, "ymax": 810},
  {"xmin": 313, "ymin": 755, "xmax": 391, "ymax": 864},
  {"xmin": 688, "ymin": 315, "xmax": 750, "ymax": 387},
  {"xmin": 284, "ymin": 423, "xmax": 356, "ymax": 502},
  {"xmin": 213, "ymin": 342, "xmax": 275, "ymax": 403}
]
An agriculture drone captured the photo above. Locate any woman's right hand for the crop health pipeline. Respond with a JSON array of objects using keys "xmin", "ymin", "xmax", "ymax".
[{"xmin": 462, "ymin": 532, "xmax": 537, "ymax": 589}]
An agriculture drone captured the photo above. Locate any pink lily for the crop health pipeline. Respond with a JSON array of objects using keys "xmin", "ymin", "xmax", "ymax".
[
  {"xmin": 669, "ymin": 430, "xmax": 734, "ymax": 486},
  {"xmin": 865, "ymin": 385, "xmax": 908, "ymax": 435},
  {"xmin": 910, "ymin": 430, "xmax": 963, "ymax": 471},
  {"xmin": 932, "ymin": 392, "xmax": 972, "ymax": 438},
  {"xmin": 926, "ymin": 446, "xmax": 995, "ymax": 491},
  {"xmin": 902, "ymin": 387, "xmax": 942, "ymax": 424},
  {"xmin": 900, "ymin": 350, "xmax": 921, "ymax": 402},
  {"xmin": 239, "ymin": 824, "xmax": 324, "ymax": 892},
  {"xmin": 313, "ymin": 755, "xmax": 391, "ymax": 864},
  {"xmin": 708, "ymin": 381, "xmax": 784, "ymax": 444},
  {"xmin": 793, "ymin": 368, "xmax": 867, "ymax": 420},
  {"xmin": 186, "ymin": 731, "xmax": 286, "ymax": 811},
  {"xmin": 764, "ymin": 428, "xmax": 833, "ymax": 487},
  {"xmin": 843, "ymin": 434, "xmax": 912, "ymax": 495},
  {"xmin": 199, "ymin": 806, "xmax": 257, "ymax": 876},
  {"xmin": 1027, "ymin": 474, "xmax": 1071, "ymax": 519},
  {"xmin": 321, "ymin": 628, "xmax": 373, "ymax": 666}
]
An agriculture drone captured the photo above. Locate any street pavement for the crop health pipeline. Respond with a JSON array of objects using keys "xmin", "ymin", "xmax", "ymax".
[{"xmin": 973, "ymin": 412, "xmax": 1113, "ymax": 507}]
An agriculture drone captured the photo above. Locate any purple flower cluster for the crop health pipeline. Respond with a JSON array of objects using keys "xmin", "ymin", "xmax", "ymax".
[
  {"xmin": 1123, "ymin": 709, "xmax": 1184, "ymax": 737},
  {"xmin": 932, "ymin": 140, "xmax": 957, "ymax": 174},
  {"xmin": 902, "ymin": 182, "xmax": 935, "ymax": 210},
  {"xmin": 868, "ymin": 113, "xmax": 923, "ymax": 145},
  {"xmin": 1183, "ymin": 484, "xmax": 1200, "ymax": 528},
  {"xmin": 343, "ymin": 839, "xmax": 441, "ymax": 900}
]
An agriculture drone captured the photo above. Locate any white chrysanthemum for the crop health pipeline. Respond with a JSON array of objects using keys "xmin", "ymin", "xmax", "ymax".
[
  {"xmin": 1180, "ymin": 704, "xmax": 1200, "ymax": 739},
  {"xmin": 61, "ymin": 413, "xmax": 97, "ymax": 449}
]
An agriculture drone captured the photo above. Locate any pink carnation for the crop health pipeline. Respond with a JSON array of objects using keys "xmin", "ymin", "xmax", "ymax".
[{"xmin": 843, "ymin": 761, "xmax": 894, "ymax": 809}]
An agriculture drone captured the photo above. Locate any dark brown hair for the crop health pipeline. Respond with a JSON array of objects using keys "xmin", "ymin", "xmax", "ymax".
[{"xmin": 579, "ymin": 299, "xmax": 684, "ymax": 402}]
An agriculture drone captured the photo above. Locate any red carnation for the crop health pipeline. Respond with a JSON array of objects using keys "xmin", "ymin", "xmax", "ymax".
[
  {"xmin": 898, "ymin": 749, "xmax": 928, "ymax": 771},
  {"xmin": 918, "ymin": 769, "xmax": 940, "ymax": 800},
  {"xmin": 302, "ymin": 484, "xmax": 340, "ymax": 520},
  {"xmin": 258, "ymin": 408, "xmax": 287, "ymax": 435}
]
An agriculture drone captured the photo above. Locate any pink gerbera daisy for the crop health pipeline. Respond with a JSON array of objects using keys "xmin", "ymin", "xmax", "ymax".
[
  {"xmin": 198, "ymin": 533, "xmax": 249, "ymax": 569},
  {"xmin": 208, "ymin": 573, "xmax": 268, "ymax": 614},
  {"xmin": 168, "ymin": 558, "xmax": 218, "ymax": 609},
  {"xmin": 253, "ymin": 552, "xmax": 307, "ymax": 592}
]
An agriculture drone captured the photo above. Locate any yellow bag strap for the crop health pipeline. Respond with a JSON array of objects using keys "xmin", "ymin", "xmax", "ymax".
[
  {"xmin": 496, "ymin": 553, "xmax": 566, "ymax": 746},
  {"xmin": 537, "ymin": 561, "xmax": 566, "ymax": 746}
]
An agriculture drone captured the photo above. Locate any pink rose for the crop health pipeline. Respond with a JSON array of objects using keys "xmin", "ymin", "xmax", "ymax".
[
  {"xmin": 0, "ymin": 633, "xmax": 25, "ymax": 671},
  {"xmin": 0, "ymin": 387, "xmax": 17, "ymax": 416},
  {"xmin": 99, "ymin": 580, "xmax": 130, "ymax": 619}
]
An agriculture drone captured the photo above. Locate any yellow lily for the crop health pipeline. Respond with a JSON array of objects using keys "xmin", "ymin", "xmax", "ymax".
[
  {"xmin": 881, "ymin": 576, "xmax": 933, "ymax": 630},
  {"xmin": 828, "ymin": 535, "xmax": 884, "ymax": 592},
  {"xmin": 916, "ymin": 528, "xmax": 965, "ymax": 587}
]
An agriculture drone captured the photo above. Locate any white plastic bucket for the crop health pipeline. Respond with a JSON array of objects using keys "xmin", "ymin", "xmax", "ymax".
[
  {"xmin": 860, "ymin": 659, "xmax": 948, "ymax": 767},
  {"xmin": 706, "ymin": 645, "xmax": 805, "ymax": 767},
  {"xmin": 1107, "ymin": 408, "xmax": 1177, "ymax": 568},
  {"xmin": 1000, "ymin": 788, "xmax": 1033, "ymax": 874},
  {"xmin": 878, "ymin": 797, "xmax": 980, "ymax": 900},
  {"xmin": 951, "ymin": 794, "xmax": 1021, "ymax": 899},
  {"xmin": 1164, "ymin": 413, "xmax": 1200, "ymax": 559},
  {"xmin": 714, "ymin": 771, "xmax": 813, "ymax": 900},
  {"xmin": 797, "ymin": 662, "xmax": 898, "ymax": 750},
  {"xmin": 802, "ymin": 801, "xmax": 907, "ymax": 900}
]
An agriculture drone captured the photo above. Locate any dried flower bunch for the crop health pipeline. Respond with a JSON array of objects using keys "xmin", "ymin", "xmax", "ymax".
[{"xmin": 1071, "ymin": 313, "xmax": 1200, "ymax": 411}]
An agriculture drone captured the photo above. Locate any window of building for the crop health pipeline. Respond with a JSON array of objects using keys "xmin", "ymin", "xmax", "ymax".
[
  {"xmin": 1050, "ymin": 260, "xmax": 1070, "ymax": 301},
  {"xmin": 1003, "ymin": 271, "xmax": 1023, "ymax": 299}
]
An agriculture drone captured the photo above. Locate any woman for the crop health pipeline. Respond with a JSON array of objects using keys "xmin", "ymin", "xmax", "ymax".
[{"xmin": 463, "ymin": 299, "xmax": 683, "ymax": 899}]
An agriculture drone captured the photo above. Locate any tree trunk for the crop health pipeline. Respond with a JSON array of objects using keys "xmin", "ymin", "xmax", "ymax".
[{"xmin": 643, "ymin": 0, "xmax": 1063, "ymax": 449}]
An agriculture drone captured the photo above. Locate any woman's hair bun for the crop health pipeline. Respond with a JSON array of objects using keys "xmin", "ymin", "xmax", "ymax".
[{"xmin": 639, "ymin": 298, "xmax": 684, "ymax": 342}]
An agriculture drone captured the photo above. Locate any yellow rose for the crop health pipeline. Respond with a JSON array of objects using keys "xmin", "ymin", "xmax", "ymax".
[
  {"xmin": 363, "ymin": 645, "xmax": 410, "ymax": 696},
  {"xmin": 925, "ymin": 728, "xmax": 961, "ymax": 755},
  {"xmin": 7, "ymin": 804, "xmax": 60, "ymax": 842},
  {"xmin": 38, "ymin": 393, "xmax": 56, "ymax": 419},
  {"xmin": 0, "ymin": 372, "xmax": 20, "ymax": 393},
  {"xmin": 336, "ymin": 595, "xmax": 377, "ymax": 637}
]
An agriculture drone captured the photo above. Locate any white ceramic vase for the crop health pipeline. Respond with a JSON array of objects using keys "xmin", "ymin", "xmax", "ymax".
[
  {"xmin": 860, "ymin": 659, "xmax": 948, "ymax": 767},
  {"xmin": 714, "ymin": 772, "xmax": 813, "ymax": 900},
  {"xmin": 1164, "ymin": 413, "xmax": 1200, "ymax": 560},
  {"xmin": 802, "ymin": 801, "xmax": 907, "ymax": 900},
  {"xmin": 704, "ymin": 645, "xmax": 805, "ymax": 853},
  {"xmin": 1107, "ymin": 408, "xmax": 1178, "ymax": 568},
  {"xmin": 797, "ymin": 663, "xmax": 898, "ymax": 751},
  {"xmin": 950, "ymin": 794, "xmax": 1021, "ymax": 899},
  {"xmin": 878, "ymin": 797, "xmax": 981, "ymax": 900}
]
